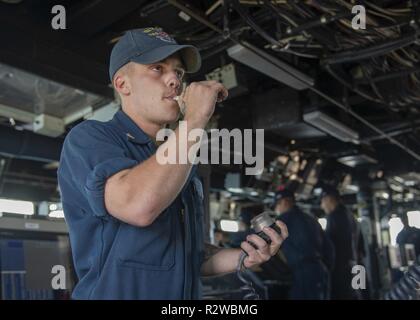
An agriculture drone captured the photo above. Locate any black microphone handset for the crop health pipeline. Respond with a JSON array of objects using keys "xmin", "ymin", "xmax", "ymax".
[
  {"xmin": 250, "ymin": 211, "xmax": 282, "ymax": 245},
  {"xmin": 237, "ymin": 211, "xmax": 281, "ymax": 300}
]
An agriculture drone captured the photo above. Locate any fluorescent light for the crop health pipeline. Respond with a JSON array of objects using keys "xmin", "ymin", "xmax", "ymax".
[
  {"xmin": 313, "ymin": 188, "xmax": 323, "ymax": 196},
  {"xmin": 318, "ymin": 218, "xmax": 327, "ymax": 230},
  {"xmin": 49, "ymin": 210, "xmax": 65, "ymax": 219},
  {"xmin": 390, "ymin": 183, "xmax": 403, "ymax": 193},
  {"xmin": 337, "ymin": 154, "xmax": 377, "ymax": 167},
  {"xmin": 303, "ymin": 111, "xmax": 359, "ymax": 143},
  {"xmin": 345, "ymin": 184, "xmax": 360, "ymax": 193},
  {"xmin": 381, "ymin": 192, "xmax": 389, "ymax": 199},
  {"xmin": 227, "ymin": 42, "xmax": 313, "ymax": 90},
  {"xmin": 220, "ymin": 219, "xmax": 240, "ymax": 232},
  {"xmin": 404, "ymin": 193, "xmax": 414, "ymax": 201},
  {"xmin": 407, "ymin": 211, "xmax": 420, "ymax": 228},
  {"xmin": 388, "ymin": 217, "xmax": 404, "ymax": 246},
  {"xmin": 394, "ymin": 176, "xmax": 404, "ymax": 184},
  {"xmin": 227, "ymin": 188, "xmax": 244, "ymax": 194},
  {"xmin": 0, "ymin": 198, "xmax": 34, "ymax": 215}
]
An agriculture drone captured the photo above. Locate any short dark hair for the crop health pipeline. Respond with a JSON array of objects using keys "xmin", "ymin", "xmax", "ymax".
[
  {"xmin": 321, "ymin": 187, "xmax": 340, "ymax": 200},
  {"xmin": 274, "ymin": 189, "xmax": 295, "ymax": 205}
]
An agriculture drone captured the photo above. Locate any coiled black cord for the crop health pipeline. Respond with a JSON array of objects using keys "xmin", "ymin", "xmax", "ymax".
[
  {"xmin": 236, "ymin": 251, "xmax": 260, "ymax": 300},
  {"xmin": 384, "ymin": 265, "xmax": 420, "ymax": 300}
]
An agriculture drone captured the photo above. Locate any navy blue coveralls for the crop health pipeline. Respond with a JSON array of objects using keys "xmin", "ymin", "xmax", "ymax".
[
  {"xmin": 277, "ymin": 206, "xmax": 334, "ymax": 300},
  {"xmin": 58, "ymin": 109, "xmax": 205, "ymax": 299},
  {"xmin": 326, "ymin": 204, "xmax": 358, "ymax": 300}
]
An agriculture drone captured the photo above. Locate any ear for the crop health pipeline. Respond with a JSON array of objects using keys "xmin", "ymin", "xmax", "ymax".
[{"xmin": 113, "ymin": 73, "xmax": 131, "ymax": 96}]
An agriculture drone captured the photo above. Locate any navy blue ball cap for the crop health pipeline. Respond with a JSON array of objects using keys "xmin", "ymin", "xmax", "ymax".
[{"xmin": 109, "ymin": 27, "xmax": 201, "ymax": 82}]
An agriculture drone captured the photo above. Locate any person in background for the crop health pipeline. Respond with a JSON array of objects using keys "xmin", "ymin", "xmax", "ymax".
[
  {"xmin": 321, "ymin": 187, "xmax": 358, "ymax": 299},
  {"xmin": 275, "ymin": 189, "xmax": 334, "ymax": 299},
  {"xmin": 397, "ymin": 212, "xmax": 420, "ymax": 259}
]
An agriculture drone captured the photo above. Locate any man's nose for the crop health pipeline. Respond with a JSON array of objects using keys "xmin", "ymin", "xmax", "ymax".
[{"xmin": 167, "ymin": 74, "xmax": 181, "ymax": 92}]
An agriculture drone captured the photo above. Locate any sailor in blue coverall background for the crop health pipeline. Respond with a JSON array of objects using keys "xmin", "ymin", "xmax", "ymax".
[
  {"xmin": 274, "ymin": 189, "xmax": 334, "ymax": 299},
  {"xmin": 321, "ymin": 188, "xmax": 359, "ymax": 300},
  {"xmin": 57, "ymin": 27, "xmax": 288, "ymax": 300}
]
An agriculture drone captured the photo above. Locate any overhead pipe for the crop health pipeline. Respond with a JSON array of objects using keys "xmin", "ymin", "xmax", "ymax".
[
  {"xmin": 0, "ymin": 125, "xmax": 63, "ymax": 162},
  {"xmin": 167, "ymin": 0, "xmax": 420, "ymax": 162}
]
